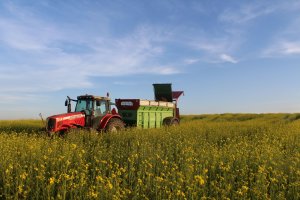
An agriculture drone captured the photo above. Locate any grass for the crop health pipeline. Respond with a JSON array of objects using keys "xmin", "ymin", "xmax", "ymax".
[
  {"xmin": 0, "ymin": 119, "xmax": 44, "ymax": 133},
  {"xmin": 0, "ymin": 114, "xmax": 299, "ymax": 199}
]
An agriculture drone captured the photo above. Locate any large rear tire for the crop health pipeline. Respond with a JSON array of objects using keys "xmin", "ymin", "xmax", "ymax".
[{"xmin": 105, "ymin": 118, "xmax": 125, "ymax": 132}]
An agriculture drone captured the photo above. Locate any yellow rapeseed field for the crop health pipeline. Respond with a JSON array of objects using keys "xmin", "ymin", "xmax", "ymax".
[{"xmin": 0, "ymin": 114, "xmax": 299, "ymax": 199}]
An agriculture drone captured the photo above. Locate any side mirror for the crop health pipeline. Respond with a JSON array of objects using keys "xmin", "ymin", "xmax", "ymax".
[{"xmin": 65, "ymin": 99, "xmax": 68, "ymax": 106}]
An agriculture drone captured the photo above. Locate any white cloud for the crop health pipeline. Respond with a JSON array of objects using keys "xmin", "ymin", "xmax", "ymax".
[
  {"xmin": 0, "ymin": 1, "xmax": 184, "ymax": 98},
  {"xmin": 263, "ymin": 41, "xmax": 300, "ymax": 56},
  {"xmin": 258, "ymin": 2, "xmax": 300, "ymax": 58},
  {"xmin": 185, "ymin": 35, "xmax": 241, "ymax": 64},
  {"xmin": 261, "ymin": 12, "xmax": 300, "ymax": 57},
  {"xmin": 218, "ymin": 0, "xmax": 300, "ymax": 59},
  {"xmin": 113, "ymin": 81, "xmax": 137, "ymax": 86},
  {"xmin": 0, "ymin": 94, "xmax": 36, "ymax": 102},
  {"xmin": 184, "ymin": 58, "xmax": 200, "ymax": 65},
  {"xmin": 220, "ymin": 54, "xmax": 238, "ymax": 63},
  {"xmin": 194, "ymin": 42, "xmax": 225, "ymax": 54},
  {"xmin": 220, "ymin": 3, "xmax": 275, "ymax": 24},
  {"xmin": 281, "ymin": 42, "xmax": 300, "ymax": 54},
  {"xmin": 220, "ymin": 0, "xmax": 300, "ymax": 24},
  {"xmin": 150, "ymin": 66, "xmax": 180, "ymax": 75},
  {"xmin": 0, "ymin": 2, "xmax": 62, "ymax": 51}
]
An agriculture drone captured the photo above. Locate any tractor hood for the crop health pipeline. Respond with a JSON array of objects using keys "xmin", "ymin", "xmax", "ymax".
[
  {"xmin": 48, "ymin": 112, "xmax": 85, "ymax": 121},
  {"xmin": 46, "ymin": 112, "xmax": 85, "ymax": 133}
]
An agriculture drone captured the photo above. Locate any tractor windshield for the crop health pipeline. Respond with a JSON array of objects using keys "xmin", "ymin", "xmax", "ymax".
[{"xmin": 75, "ymin": 99, "xmax": 93, "ymax": 113}]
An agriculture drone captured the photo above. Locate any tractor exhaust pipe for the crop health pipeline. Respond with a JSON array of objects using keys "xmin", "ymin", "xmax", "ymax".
[
  {"xmin": 39, "ymin": 113, "xmax": 45, "ymax": 127},
  {"xmin": 65, "ymin": 96, "xmax": 72, "ymax": 113}
]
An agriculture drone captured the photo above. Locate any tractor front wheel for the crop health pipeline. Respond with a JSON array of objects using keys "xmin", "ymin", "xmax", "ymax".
[{"xmin": 105, "ymin": 118, "xmax": 125, "ymax": 132}]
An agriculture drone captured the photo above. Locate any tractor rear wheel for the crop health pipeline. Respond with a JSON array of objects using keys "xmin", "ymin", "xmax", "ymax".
[{"xmin": 105, "ymin": 118, "xmax": 125, "ymax": 132}]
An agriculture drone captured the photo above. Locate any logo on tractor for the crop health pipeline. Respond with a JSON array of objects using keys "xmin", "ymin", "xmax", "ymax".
[{"xmin": 56, "ymin": 114, "xmax": 85, "ymax": 122}]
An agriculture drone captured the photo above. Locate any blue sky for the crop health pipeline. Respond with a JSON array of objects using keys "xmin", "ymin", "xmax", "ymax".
[{"xmin": 1, "ymin": 0, "xmax": 300, "ymax": 119}]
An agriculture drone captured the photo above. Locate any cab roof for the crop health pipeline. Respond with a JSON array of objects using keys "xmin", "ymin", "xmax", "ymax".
[{"xmin": 77, "ymin": 94, "xmax": 110, "ymax": 101}]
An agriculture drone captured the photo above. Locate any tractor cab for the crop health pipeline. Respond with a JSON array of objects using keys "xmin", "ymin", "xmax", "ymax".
[
  {"xmin": 65, "ymin": 95, "xmax": 112, "ymax": 128},
  {"xmin": 75, "ymin": 95, "xmax": 110, "ymax": 117}
]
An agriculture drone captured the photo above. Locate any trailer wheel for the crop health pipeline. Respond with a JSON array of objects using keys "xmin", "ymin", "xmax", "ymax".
[
  {"xmin": 105, "ymin": 118, "xmax": 125, "ymax": 132},
  {"xmin": 163, "ymin": 117, "xmax": 179, "ymax": 126},
  {"xmin": 171, "ymin": 119, "xmax": 179, "ymax": 126}
]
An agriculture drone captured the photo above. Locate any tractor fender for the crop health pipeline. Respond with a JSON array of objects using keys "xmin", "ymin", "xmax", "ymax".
[{"xmin": 98, "ymin": 114, "xmax": 123, "ymax": 130}]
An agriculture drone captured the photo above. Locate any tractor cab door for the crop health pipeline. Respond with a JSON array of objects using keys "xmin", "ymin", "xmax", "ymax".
[
  {"xmin": 75, "ymin": 99, "xmax": 94, "ymax": 127},
  {"xmin": 84, "ymin": 100, "xmax": 94, "ymax": 127},
  {"xmin": 92, "ymin": 100, "xmax": 109, "ymax": 129}
]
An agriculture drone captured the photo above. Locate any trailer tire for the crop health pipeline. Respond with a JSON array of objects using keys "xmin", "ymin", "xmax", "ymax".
[
  {"xmin": 171, "ymin": 119, "xmax": 179, "ymax": 126},
  {"xmin": 105, "ymin": 118, "xmax": 125, "ymax": 132},
  {"xmin": 163, "ymin": 117, "xmax": 179, "ymax": 126}
]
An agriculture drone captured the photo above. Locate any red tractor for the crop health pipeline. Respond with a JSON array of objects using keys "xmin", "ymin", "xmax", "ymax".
[{"xmin": 46, "ymin": 94, "xmax": 124, "ymax": 136}]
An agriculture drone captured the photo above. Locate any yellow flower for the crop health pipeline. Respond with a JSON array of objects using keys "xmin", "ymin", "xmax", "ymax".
[
  {"xmin": 194, "ymin": 175, "xmax": 205, "ymax": 186},
  {"xmin": 18, "ymin": 185, "xmax": 23, "ymax": 193},
  {"xmin": 242, "ymin": 185, "xmax": 249, "ymax": 192},
  {"xmin": 66, "ymin": 160, "xmax": 71, "ymax": 166},
  {"xmin": 155, "ymin": 176, "xmax": 164, "ymax": 182},
  {"xmin": 138, "ymin": 178, "xmax": 143, "ymax": 185},
  {"xmin": 176, "ymin": 190, "xmax": 185, "ymax": 197},
  {"xmin": 20, "ymin": 172, "xmax": 28, "ymax": 180},
  {"xmin": 49, "ymin": 177, "xmax": 55, "ymax": 185},
  {"xmin": 106, "ymin": 181, "xmax": 113, "ymax": 190},
  {"xmin": 96, "ymin": 175, "xmax": 104, "ymax": 183},
  {"xmin": 100, "ymin": 160, "xmax": 107, "ymax": 164},
  {"xmin": 258, "ymin": 165, "xmax": 265, "ymax": 173},
  {"xmin": 89, "ymin": 189, "xmax": 98, "ymax": 198},
  {"xmin": 71, "ymin": 143, "xmax": 77, "ymax": 149}
]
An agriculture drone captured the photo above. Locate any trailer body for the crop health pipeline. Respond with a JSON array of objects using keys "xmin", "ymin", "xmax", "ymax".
[{"xmin": 115, "ymin": 99, "xmax": 175, "ymax": 128}]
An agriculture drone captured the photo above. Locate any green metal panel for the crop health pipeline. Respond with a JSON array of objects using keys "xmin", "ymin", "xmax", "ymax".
[
  {"xmin": 117, "ymin": 98, "xmax": 175, "ymax": 129},
  {"xmin": 118, "ymin": 106, "xmax": 174, "ymax": 129},
  {"xmin": 149, "ymin": 112, "xmax": 155, "ymax": 128},
  {"xmin": 156, "ymin": 112, "xmax": 161, "ymax": 128},
  {"xmin": 137, "ymin": 106, "xmax": 173, "ymax": 128}
]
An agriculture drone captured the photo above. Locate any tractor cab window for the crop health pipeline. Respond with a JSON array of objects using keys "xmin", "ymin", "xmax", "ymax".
[
  {"xmin": 75, "ymin": 99, "xmax": 93, "ymax": 115},
  {"xmin": 94, "ymin": 100, "xmax": 108, "ymax": 116}
]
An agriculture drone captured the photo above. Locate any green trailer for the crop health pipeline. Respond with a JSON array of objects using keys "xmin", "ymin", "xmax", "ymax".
[{"xmin": 115, "ymin": 83, "xmax": 184, "ymax": 128}]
